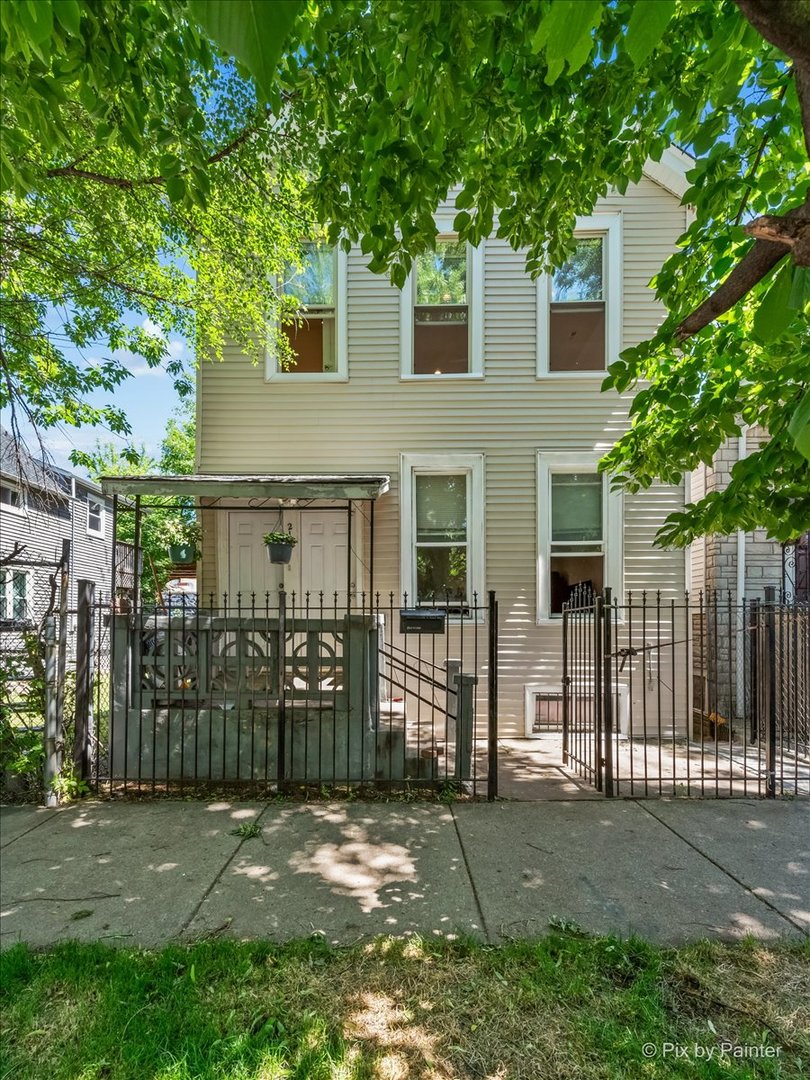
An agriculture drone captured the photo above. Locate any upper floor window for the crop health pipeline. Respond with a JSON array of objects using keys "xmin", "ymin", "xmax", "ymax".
[
  {"xmin": 400, "ymin": 225, "xmax": 484, "ymax": 379},
  {"xmin": 266, "ymin": 242, "xmax": 348, "ymax": 382},
  {"xmin": 400, "ymin": 453, "xmax": 485, "ymax": 610},
  {"xmin": 536, "ymin": 451, "xmax": 622, "ymax": 621},
  {"xmin": 87, "ymin": 497, "xmax": 104, "ymax": 536},
  {"xmin": 28, "ymin": 490, "xmax": 70, "ymax": 520},
  {"xmin": 537, "ymin": 214, "xmax": 622, "ymax": 377},
  {"xmin": 0, "ymin": 483, "xmax": 24, "ymax": 514}
]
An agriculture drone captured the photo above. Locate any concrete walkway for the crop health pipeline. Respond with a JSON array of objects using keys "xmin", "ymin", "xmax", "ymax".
[{"xmin": 1, "ymin": 798, "xmax": 807, "ymax": 949}]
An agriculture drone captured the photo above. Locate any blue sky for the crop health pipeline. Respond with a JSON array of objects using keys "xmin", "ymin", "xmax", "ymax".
[{"xmin": 2, "ymin": 318, "xmax": 188, "ymax": 477}]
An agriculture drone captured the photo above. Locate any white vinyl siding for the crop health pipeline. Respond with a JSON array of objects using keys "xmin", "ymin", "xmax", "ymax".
[{"xmin": 198, "ymin": 176, "xmax": 687, "ymax": 733}]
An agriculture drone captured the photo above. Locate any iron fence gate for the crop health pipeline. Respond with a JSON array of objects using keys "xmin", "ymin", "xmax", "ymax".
[
  {"xmin": 562, "ymin": 588, "xmax": 809, "ymax": 798},
  {"xmin": 95, "ymin": 590, "xmax": 499, "ymax": 799}
]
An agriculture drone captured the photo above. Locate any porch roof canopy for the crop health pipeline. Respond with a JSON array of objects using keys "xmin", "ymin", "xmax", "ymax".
[{"xmin": 98, "ymin": 473, "xmax": 391, "ymax": 501}]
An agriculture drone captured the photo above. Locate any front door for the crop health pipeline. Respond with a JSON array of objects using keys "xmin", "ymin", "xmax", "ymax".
[
  {"xmin": 296, "ymin": 512, "xmax": 351, "ymax": 603},
  {"xmin": 227, "ymin": 509, "xmax": 354, "ymax": 605}
]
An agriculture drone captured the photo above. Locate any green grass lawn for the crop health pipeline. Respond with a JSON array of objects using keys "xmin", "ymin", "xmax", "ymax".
[{"xmin": 1, "ymin": 933, "xmax": 808, "ymax": 1080}]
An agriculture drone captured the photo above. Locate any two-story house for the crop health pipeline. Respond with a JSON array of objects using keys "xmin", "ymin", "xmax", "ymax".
[
  {"xmin": 0, "ymin": 431, "xmax": 134, "ymax": 634},
  {"xmin": 182, "ymin": 150, "xmax": 697, "ymax": 739}
]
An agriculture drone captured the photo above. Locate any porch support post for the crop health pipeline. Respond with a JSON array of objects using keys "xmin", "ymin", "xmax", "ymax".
[
  {"xmin": 110, "ymin": 494, "xmax": 118, "ymax": 601},
  {"xmin": 370, "ymin": 499, "xmax": 375, "ymax": 600},
  {"xmin": 277, "ymin": 588, "xmax": 287, "ymax": 789},
  {"xmin": 132, "ymin": 494, "xmax": 141, "ymax": 610},
  {"xmin": 346, "ymin": 499, "xmax": 352, "ymax": 607}
]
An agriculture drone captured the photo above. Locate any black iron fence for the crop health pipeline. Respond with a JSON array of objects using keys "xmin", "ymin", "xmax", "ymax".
[
  {"xmin": 783, "ymin": 532, "xmax": 810, "ymax": 603},
  {"xmin": 562, "ymin": 588, "xmax": 809, "ymax": 798},
  {"xmin": 96, "ymin": 590, "xmax": 498, "ymax": 798}
]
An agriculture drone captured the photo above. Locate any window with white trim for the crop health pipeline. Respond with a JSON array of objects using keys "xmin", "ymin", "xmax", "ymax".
[
  {"xmin": 400, "ymin": 454, "xmax": 485, "ymax": 607},
  {"xmin": 266, "ymin": 242, "xmax": 348, "ymax": 381},
  {"xmin": 0, "ymin": 569, "xmax": 29, "ymax": 622},
  {"xmin": 0, "ymin": 483, "xmax": 25, "ymax": 514},
  {"xmin": 87, "ymin": 497, "xmax": 104, "ymax": 536},
  {"xmin": 537, "ymin": 215, "xmax": 621, "ymax": 377},
  {"xmin": 537, "ymin": 452, "xmax": 622, "ymax": 620},
  {"xmin": 400, "ymin": 227, "xmax": 483, "ymax": 378}
]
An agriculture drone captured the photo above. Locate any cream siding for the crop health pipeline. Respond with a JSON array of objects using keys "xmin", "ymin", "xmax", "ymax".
[{"xmin": 198, "ymin": 176, "xmax": 687, "ymax": 734}]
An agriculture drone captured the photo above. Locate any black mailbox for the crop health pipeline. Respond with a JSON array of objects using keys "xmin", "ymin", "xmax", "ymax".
[{"xmin": 399, "ymin": 609, "xmax": 446, "ymax": 635}]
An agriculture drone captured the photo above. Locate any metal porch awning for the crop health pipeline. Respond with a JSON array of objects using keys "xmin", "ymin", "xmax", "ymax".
[{"xmin": 98, "ymin": 473, "xmax": 390, "ymax": 501}]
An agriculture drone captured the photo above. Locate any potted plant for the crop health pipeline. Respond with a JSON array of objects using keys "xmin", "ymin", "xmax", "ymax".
[
  {"xmin": 165, "ymin": 518, "xmax": 202, "ymax": 564},
  {"xmin": 263, "ymin": 530, "xmax": 297, "ymax": 565}
]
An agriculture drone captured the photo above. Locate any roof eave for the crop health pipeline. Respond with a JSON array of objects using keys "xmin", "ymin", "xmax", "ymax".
[{"xmin": 98, "ymin": 473, "xmax": 392, "ymax": 502}]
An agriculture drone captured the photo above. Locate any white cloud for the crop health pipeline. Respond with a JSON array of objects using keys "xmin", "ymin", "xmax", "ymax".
[
  {"xmin": 142, "ymin": 317, "xmax": 163, "ymax": 338},
  {"xmin": 128, "ymin": 364, "xmax": 168, "ymax": 378},
  {"xmin": 140, "ymin": 318, "xmax": 185, "ymax": 362}
]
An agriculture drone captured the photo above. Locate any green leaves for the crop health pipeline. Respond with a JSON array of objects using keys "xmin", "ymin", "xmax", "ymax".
[
  {"xmin": 753, "ymin": 261, "xmax": 793, "ymax": 344},
  {"xmin": 623, "ymin": 1, "xmax": 676, "ymax": 68},
  {"xmin": 189, "ymin": 0, "xmax": 304, "ymax": 101},
  {"xmin": 531, "ymin": 0, "xmax": 603, "ymax": 83},
  {"xmin": 52, "ymin": 0, "xmax": 81, "ymax": 35},
  {"xmin": 788, "ymin": 390, "xmax": 810, "ymax": 464}
]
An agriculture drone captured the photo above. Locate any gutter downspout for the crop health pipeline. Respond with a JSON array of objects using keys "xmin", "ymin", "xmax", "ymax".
[{"xmin": 735, "ymin": 427, "xmax": 748, "ymax": 721}]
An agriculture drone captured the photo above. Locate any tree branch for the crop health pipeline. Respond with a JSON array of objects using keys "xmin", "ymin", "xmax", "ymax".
[
  {"xmin": 45, "ymin": 109, "xmax": 272, "ymax": 190},
  {"xmin": 0, "ymin": 542, "xmax": 27, "ymax": 565},
  {"xmin": 735, "ymin": 0, "xmax": 810, "ymax": 68},
  {"xmin": 676, "ymin": 241, "xmax": 787, "ymax": 339},
  {"xmin": 677, "ymin": 196, "xmax": 810, "ymax": 340},
  {"xmin": 736, "ymin": 0, "xmax": 810, "ymax": 156},
  {"xmin": 746, "ymin": 209, "xmax": 810, "ymax": 263}
]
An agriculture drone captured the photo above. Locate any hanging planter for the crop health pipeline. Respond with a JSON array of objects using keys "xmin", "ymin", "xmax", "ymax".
[
  {"xmin": 165, "ymin": 519, "xmax": 202, "ymax": 565},
  {"xmin": 264, "ymin": 530, "xmax": 297, "ymax": 565},
  {"xmin": 168, "ymin": 543, "xmax": 197, "ymax": 564}
]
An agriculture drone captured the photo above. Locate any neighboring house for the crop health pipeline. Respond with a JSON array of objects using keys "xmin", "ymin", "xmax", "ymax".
[
  {"xmin": 0, "ymin": 431, "xmax": 134, "ymax": 631},
  {"xmin": 187, "ymin": 148, "xmax": 702, "ymax": 738},
  {"xmin": 689, "ymin": 427, "xmax": 809, "ymax": 604}
]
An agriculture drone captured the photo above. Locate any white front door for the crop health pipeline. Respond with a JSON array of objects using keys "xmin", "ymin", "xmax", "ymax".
[
  {"xmin": 297, "ymin": 513, "xmax": 351, "ymax": 603},
  {"xmin": 227, "ymin": 512, "xmax": 285, "ymax": 602},
  {"xmin": 227, "ymin": 510, "xmax": 354, "ymax": 605}
]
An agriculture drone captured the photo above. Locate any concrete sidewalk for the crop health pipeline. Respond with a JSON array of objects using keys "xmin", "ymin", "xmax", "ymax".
[{"xmin": 1, "ymin": 798, "xmax": 807, "ymax": 949}]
